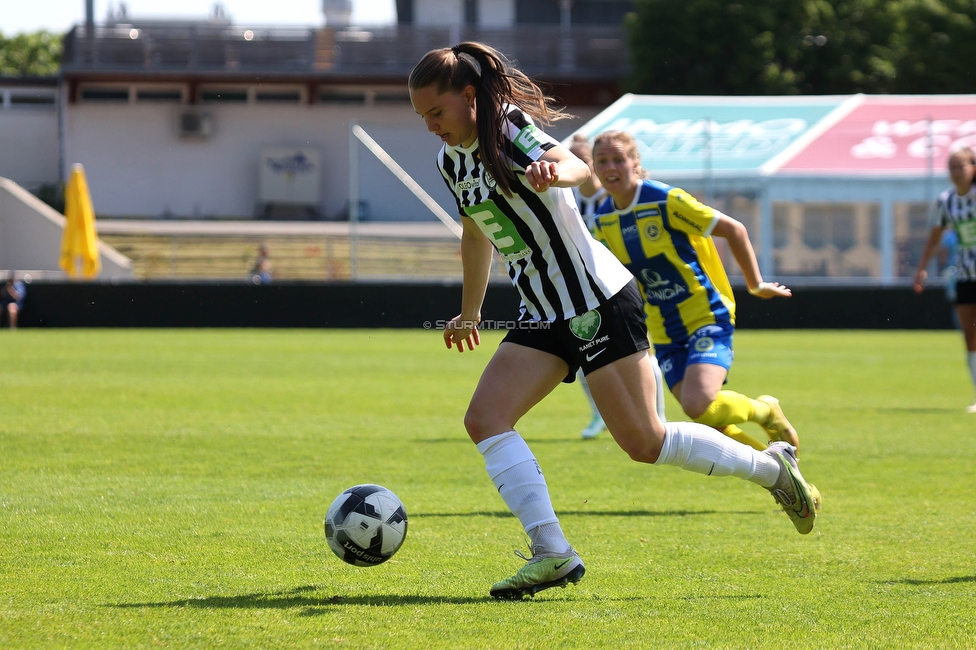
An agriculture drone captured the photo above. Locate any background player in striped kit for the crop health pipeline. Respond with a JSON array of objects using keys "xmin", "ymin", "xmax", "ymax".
[
  {"xmin": 590, "ymin": 130, "xmax": 801, "ymax": 453},
  {"xmin": 913, "ymin": 147, "xmax": 976, "ymax": 413},
  {"xmin": 569, "ymin": 134, "xmax": 665, "ymax": 439},
  {"xmin": 409, "ymin": 42, "xmax": 820, "ymax": 600}
]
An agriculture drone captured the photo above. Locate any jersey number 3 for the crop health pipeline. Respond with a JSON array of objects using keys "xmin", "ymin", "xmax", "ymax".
[{"xmin": 465, "ymin": 200, "xmax": 528, "ymax": 257}]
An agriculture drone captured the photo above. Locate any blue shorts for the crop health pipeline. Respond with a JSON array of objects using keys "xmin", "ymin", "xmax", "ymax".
[{"xmin": 654, "ymin": 323, "xmax": 734, "ymax": 389}]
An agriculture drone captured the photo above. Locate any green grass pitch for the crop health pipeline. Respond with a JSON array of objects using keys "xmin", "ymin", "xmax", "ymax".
[{"xmin": 1, "ymin": 328, "xmax": 974, "ymax": 649}]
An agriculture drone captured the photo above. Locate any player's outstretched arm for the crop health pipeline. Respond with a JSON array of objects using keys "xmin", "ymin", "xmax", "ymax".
[{"xmin": 712, "ymin": 213, "xmax": 791, "ymax": 299}]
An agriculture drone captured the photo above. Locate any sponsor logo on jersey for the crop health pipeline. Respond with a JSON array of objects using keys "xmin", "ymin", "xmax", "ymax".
[
  {"xmin": 635, "ymin": 207, "xmax": 661, "ymax": 219},
  {"xmin": 457, "ymin": 178, "xmax": 480, "ymax": 192},
  {"xmin": 500, "ymin": 248, "xmax": 533, "ymax": 263},
  {"xmin": 640, "ymin": 269, "xmax": 688, "ymax": 303},
  {"xmin": 671, "ymin": 209, "xmax": 704, "ymax": 233},
  {"xmin": 621, "ymin": 224, "xmax": 639, "ymax": 239}
]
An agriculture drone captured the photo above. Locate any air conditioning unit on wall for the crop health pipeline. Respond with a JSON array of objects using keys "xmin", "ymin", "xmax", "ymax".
[{"xmin": 176, "ymin": 109, "xmax": 213, "ymax": 139}]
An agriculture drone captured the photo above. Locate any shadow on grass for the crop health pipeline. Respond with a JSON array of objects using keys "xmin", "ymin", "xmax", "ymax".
[
  {"xmin": 111, "ymin": 586, "xmax": 490, "ymax": 611},
  {"xmin": 110, "ymin": 585, "xmax": 762, "ymax": 613},
  {"xmin": 414, "ymin": 509, "xmax": 762, "ymax": 518},
  {"xmin": 882, "ymin": 575, "xmax": 976, "ymax": 586}
]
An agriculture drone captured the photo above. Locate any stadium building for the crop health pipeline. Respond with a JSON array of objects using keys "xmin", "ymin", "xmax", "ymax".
[{"xmin": 0, "ymin": 0, "xmax": 967, "ymax": 290}]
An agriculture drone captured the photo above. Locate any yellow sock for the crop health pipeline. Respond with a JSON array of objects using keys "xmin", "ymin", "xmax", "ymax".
[
  {"xmin": 694, "ymin": 391, "xmax": 755, "ymax": 428},
  {"xmin": 719, "ymin": 424, "xmax": 767, "ymax": 451}
]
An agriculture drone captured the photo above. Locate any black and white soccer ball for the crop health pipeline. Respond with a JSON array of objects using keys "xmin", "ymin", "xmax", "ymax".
[{"xmin": 324, "ymin": 484, "xmax": 408, "ymax": 567}]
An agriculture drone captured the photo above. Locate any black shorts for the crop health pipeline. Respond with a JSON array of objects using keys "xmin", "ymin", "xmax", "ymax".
[
  {"xmin": 955, "ymin": 281, "xmax": 976, "ymax": 305},
  {"xmin": 502, "ymin": 279, "xmax": 650, "ymax": 383}
]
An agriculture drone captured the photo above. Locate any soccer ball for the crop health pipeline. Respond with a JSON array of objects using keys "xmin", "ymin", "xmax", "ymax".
[{"xmin": 324, "ymin": 484, "xmax": 408, "ymax": 567}]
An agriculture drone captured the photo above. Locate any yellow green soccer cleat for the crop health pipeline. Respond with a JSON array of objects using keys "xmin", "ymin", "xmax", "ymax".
[
  {"xmin": 764, "ymin": 442, "xmax": 818, "ymax": 534},
  {"xmin": 756, "ymin": 395, "xmax": 800, "ymax": 449},
  {"xmin": 490, "ymin": 548, "xmax": 585, "ymax": 600}
]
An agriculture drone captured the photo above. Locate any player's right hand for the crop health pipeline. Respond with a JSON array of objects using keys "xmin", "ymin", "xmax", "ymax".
[{"xmin": 443, "ymin": 315, "xmax": 481, "ymax": 353}]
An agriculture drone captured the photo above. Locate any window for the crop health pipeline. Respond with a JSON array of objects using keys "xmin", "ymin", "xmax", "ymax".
[
  {"xmin": 136, "ymin": 88, "xmax": 184, "ymax": 102},
  {"xmin": 81, "ymin": 87, "xmax": 130, "ymax": 102},
  {"xmin": 199, "ymin": 88, "xmax": 248, "ymax": 103},
  {"xmin": 256, "ymin": 89, "xmax": 302, "ymax": 103},
  {"xmin": 9, "ymin": 92, "xmax": 56, "ymax": 106}
]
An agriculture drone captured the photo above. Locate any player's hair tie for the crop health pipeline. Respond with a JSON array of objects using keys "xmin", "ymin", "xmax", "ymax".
[
  {"xmin": 452, "ymin": 46, "xmax": 482, "ymax": 77},
  {"xmin": 748, "ymin": 282, "xmax": 768, "ymax": 296}
]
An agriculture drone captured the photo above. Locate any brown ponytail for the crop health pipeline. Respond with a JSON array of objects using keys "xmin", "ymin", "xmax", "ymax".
[{"xmin": 409, "ymin": 41, "xmax": 569, "ymax": 196}]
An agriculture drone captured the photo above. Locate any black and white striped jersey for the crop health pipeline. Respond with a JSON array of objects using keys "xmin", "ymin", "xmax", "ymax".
[
  {"xmin": 436, "ymin": 108, "xmax": 633, "ymax": 322},
  {"xmin": 572, "ymin": 186, "xmax": 608, "ymax": 233},
  {"xmin": 937, "ymin": 186, "xmax": 976, "ymax": 282}
]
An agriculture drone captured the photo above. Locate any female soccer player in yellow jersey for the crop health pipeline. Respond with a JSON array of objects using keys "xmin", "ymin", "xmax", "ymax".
[
  {"xmin": 409, "ymin": 43, "xmax": 819, "ymax": 600},
  {"xmin": 590, "ymin": 130, "xmax": 801, "ymax": 453}
]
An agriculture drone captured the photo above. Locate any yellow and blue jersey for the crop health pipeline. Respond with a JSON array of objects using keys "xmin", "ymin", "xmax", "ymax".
[{"xmin": 592, "ymin": 179, "xmax": 736, "ymax": 346}]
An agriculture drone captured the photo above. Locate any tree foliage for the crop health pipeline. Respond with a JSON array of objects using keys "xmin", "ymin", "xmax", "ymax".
[
  {"xmin": 0, "ymin": 31, "xmax": 63, "ymax": 77},
  {"xmin": 889, "ymin": 0, "xmax": 976, "ymax": 92},
  {"xmin": 625, "ymin": 0, "xmax": 974, "ymax": 94}
]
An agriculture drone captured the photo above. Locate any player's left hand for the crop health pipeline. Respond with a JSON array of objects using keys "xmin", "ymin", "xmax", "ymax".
[
  {"xmin": 525, "ymin": 161, "xmax": 559, "ymax": 192},
  {"xmin": 749, "ymin": 281, "xmax": 792, "ymax": 299}
]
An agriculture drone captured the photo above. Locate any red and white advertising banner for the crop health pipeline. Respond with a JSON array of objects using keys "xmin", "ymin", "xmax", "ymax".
[{"xmin": 777, "ymin": 95, "xmax": 976, "ymax": 175}]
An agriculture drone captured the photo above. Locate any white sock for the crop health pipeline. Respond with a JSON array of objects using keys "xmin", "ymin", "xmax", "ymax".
[
  {"xmin": 649, "ymin": 354, "xmax": 667, "ymax": 423},
  {"xmin": 577, "ymin": 369, "xmax": 601, "ymax": 417},
  {"xmin": 968, "ymin": 352, "xmax": 976, "ymax": 394},
  {"xmin": 476, "ymin": 431, "xmax": 570, "ymax": 554},
  {"xmin": 654, "ymin": 422, "xmax": 780, "ymax": 487}
]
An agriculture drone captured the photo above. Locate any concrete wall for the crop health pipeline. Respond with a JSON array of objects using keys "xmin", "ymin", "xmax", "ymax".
[
  {"xmin": 0, "ymin": 177, "xmax": 133, "ymax": 278},
  {"xmin": 0, "ymin": 101, "xmax": 59, "ymax": 191},
  {"xmin": 63, "ymin": 94, "xmax": 600, "ymax": 221}
]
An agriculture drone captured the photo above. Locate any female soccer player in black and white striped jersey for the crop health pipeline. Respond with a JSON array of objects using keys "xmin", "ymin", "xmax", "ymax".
[
  {"xmin": 914, "ymin": 147, "xmax": 976, "ymax": 413},
  {"xmin": 408, "ymin": 42, "xmax": 820, "ymax": 600}
]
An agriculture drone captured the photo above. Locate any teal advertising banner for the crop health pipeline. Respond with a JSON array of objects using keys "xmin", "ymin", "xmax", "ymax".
[{"xmin": 576, "ymin": 94, "xmax": 851, "ymax": 176}]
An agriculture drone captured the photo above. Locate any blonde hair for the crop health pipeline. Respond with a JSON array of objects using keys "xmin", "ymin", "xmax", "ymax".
[
  {"xmin": 409, "ymin": 41, "xmax": 570, "ymax": 196},
  {"xmin": 593, "ymin": 130, "xmax": 647, "ymax": 179}
]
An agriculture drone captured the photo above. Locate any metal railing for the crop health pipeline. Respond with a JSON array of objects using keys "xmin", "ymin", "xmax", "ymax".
[{"xmin": 61, "ymin": 23, "xmax": 629, "ymax": 78}]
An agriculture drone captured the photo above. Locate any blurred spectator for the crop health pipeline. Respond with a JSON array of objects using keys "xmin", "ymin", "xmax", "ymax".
[
  {"xmin": 250, "ymin": 243, "xmax": 273, "ymax": 284},
  {"xmin": 1, "ymin": 272, "xmax": 26, "ymax": 329}
]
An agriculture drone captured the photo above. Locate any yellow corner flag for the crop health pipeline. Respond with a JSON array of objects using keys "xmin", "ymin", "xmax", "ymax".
[{"xmin": 59, "ymin": 163, "xmax": 101, "ymax": 278}]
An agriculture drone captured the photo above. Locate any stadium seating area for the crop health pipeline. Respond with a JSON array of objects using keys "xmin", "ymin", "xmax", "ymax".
[{"xmin": 98, "ymin": 230, "xmax": 508, "ymax": 282}]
